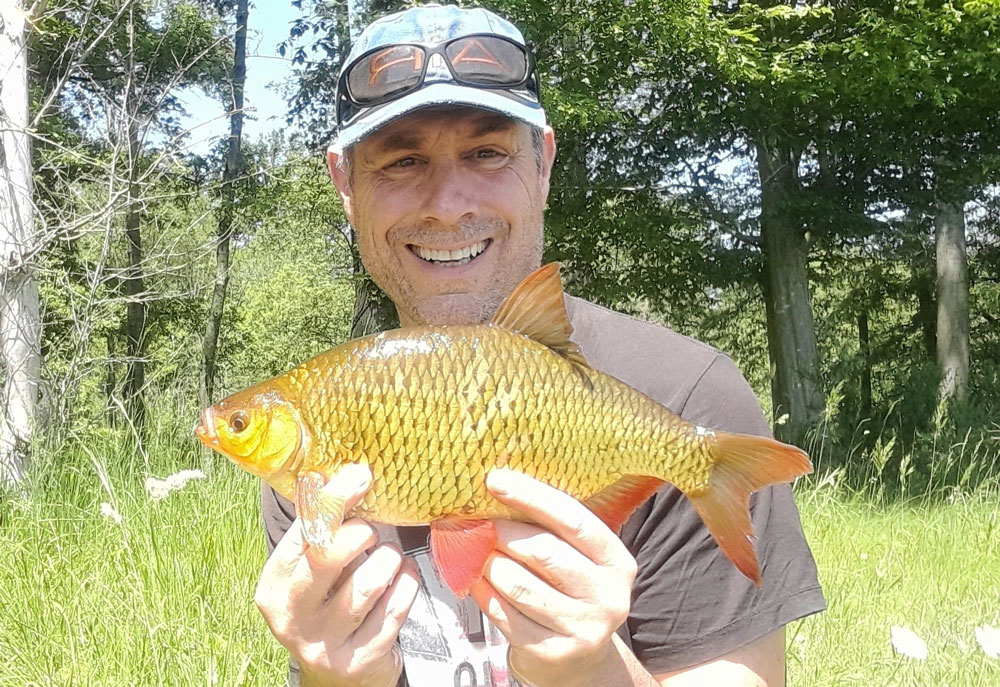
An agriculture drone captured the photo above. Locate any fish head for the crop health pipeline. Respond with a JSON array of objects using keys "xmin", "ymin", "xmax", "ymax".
[{"xmin": 194, "ymin": 385, "xmax": 307, "ymax": 486}]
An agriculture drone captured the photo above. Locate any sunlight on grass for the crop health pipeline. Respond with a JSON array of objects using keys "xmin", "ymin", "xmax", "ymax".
[
  {"xmin": 2, "ymin": 439, "xmax": 999, "ymax": 685},
  {"xmin": 788, "ymin": 484, "xmax": 1000, "ymax": 686}
]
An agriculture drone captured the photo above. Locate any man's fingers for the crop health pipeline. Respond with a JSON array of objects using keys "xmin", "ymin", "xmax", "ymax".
[
  {"xmin": 350, "ymin": 556, "xmax": 420, "ymax": 657},
  {"xmin": 468, "ymin": 575, "xmax": 550, "ymax": 647},
  {"xmin": 287, "ymin": 518, "xmax": 379, "ymax": 612},
  {"xmin": 325, "ymin": 544, "xmax": 404, "ymax": 629},
  {"xmin": 491, "ymin": 520, "xmax": 596, "ymax": 597},
  {"xmin": 258, "ymin": 516, "xmax": 378, "ymax": 630},
  {"xmin": 481, "ymin": 553, "xmax": 579, "ymax": 635},
  {"xmin": 486, "ymin": 469, "xmax": 632, "ymax": 568}
]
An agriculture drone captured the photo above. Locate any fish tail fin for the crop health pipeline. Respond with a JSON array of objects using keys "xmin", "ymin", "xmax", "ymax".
[{"xmin": 688, "ymin": 432, "xmax": 811, "ymax": 586}]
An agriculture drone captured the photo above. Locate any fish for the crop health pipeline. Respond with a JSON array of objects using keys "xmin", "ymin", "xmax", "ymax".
[{"xmin": 195, "ymin": 263, "xmax": 811, "ymax": 596}]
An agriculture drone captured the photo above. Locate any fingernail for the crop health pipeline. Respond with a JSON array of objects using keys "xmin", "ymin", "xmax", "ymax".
[
  {"xmin": 487, "ymin": 468, "xmax": 514, "ymax": 495},
  {"xmin": 340, "ymin": 463, "xmax": 372, "ymax": 489}
]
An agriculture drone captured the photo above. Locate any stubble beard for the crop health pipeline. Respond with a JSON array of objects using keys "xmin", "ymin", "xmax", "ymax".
[{"xmin": 356, "ymin": 214, "xmax": 544, "ymax": 327}]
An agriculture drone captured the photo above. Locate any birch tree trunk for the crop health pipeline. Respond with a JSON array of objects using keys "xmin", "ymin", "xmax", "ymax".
[
  {"xmin": 123, "ymin": 121, "xmax": 147, "ymax": 430},
  {"xmin": 756, "ymin": 140, "xmax": 824, "ymax": 444},
  {"xmin": 935, "ymin": 200, "xmax": 969, "ymax": 402},
  {"xmin": 0, "ymin": 1, "xmax": 42, "ymax": 486},
  {"xmin": 199, "ymin": 0, "xmax": 249, "ymax": 407}
]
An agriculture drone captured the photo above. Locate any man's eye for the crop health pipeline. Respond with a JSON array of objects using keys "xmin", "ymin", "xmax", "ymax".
[
  {"xmin": 476, "ymin": 149, "xmax": 502, "ymax": 159},
  {"xmin": 387, "ymin": 157, "xmax": 417, "ymax": 169}
]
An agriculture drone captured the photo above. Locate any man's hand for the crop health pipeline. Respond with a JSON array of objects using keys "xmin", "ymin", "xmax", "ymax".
[
  {"xmin": 255, "ymin": 464, "xmax": 420, "ymax": 687},
  {"xmin": 469, "ymin": 469, "xmax": 647, "ymax": 687}
]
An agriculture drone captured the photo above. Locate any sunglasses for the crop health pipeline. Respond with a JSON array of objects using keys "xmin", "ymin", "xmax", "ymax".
[{"xmin": 336, "ymin": 34, "xmax": 539, "ymax": 126}]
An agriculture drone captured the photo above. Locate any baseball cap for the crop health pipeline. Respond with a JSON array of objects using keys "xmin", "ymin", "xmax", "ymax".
[{"xmin": 331, "ymin": 4, "xmax": 546, "ymax": 152}]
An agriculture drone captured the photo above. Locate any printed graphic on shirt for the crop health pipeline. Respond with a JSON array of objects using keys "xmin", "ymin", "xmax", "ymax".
[{"xmin": 381, "ymin": 525, "xmax": 522, "ymax": 687}]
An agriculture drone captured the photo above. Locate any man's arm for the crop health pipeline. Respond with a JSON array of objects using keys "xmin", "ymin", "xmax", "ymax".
[
  {"xmin": 652, "ymin": 629, "xmax": 784, "ymax": 686},
  {"xmin": 468, "ymin": 469, "xmax": 787, "ymax": 687}
]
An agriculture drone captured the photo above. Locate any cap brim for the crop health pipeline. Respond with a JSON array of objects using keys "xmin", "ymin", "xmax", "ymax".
[{"xmin": 330, "ymin": 82, "xmax": 547, "ymax": 153}]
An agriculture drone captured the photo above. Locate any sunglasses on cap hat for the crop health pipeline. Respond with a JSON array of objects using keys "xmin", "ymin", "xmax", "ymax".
[{"xmin": 336, "ymin": 33, "xmax": 539, "ymax": 127}]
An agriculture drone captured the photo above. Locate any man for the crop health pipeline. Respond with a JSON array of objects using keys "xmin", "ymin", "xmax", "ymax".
[{"xmin": 256, "ymin": 5, "xmax": 825, "ymax": 686}]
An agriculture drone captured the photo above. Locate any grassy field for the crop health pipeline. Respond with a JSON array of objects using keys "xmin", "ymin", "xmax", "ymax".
[{"xmin": 1, "ymin": 439, "xmax": 998, "ymax": 686}]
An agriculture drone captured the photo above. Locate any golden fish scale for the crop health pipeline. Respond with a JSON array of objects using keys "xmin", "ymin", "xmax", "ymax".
[{"xmin": 284, "ymin": 326, "xmax": 714, "ymax": 524}]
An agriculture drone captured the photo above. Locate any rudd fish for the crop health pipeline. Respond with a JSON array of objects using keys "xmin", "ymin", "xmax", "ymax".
[{"xmin": 195, "ymin": 263, "xmax": 811, "ymax": 595}]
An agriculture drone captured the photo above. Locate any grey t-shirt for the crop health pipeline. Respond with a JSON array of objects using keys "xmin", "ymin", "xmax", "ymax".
[{"xmin": 260, "ymin": 295, "xmax": 826, "ymax": 680}]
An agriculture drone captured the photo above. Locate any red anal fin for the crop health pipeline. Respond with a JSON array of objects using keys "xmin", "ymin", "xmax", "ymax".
[
  {"xmin": 689, "ymin": 432, "xmax": 812, "ymax": 586},
  {"xmin": 429, "ymin": 518, "xmax": 497, "ymax": 598},
  {"xmin": 583, "ymin": 475, "xmax": 665, "ymax": 533}
]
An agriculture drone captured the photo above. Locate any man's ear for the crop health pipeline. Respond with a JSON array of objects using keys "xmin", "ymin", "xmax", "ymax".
[
  {"xmin": 539, "ymin": 126, "xmax": 557, "ymax": 198},
  {"xmin": 326, "ymin": 148, "xmax": 354, "ymax": 222}
]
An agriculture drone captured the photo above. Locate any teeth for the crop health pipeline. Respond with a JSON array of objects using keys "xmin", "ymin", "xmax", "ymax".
[{"xmin": 414, "ymin": 240, "xmax": 488, "ymax": 265}]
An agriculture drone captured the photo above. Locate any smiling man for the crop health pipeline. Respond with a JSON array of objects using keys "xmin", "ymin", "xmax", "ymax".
[{"xmin": 255, "ymin": 5, "xmax": 825, "ymax": 687}]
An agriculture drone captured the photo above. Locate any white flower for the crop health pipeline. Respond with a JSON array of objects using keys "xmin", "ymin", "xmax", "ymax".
[
  {"xmin": 145, "ymin": 469, "xmax": 207, "ymax": 502},
  {"xmin": 99, "ymin": 502, "xmax": 122, "ymax": 524},
  {"xmin": 890, "ymin": 625, "xmax": 928, "ymax": 660},
  {"xmin": 975, "ymin": 624, "xmax": 1000, "ymax": 659}
]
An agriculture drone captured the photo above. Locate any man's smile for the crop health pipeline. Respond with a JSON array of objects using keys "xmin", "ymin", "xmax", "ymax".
[{"xmin": 408, "ymin": 239, "xmax": 491, "ymax": 266}]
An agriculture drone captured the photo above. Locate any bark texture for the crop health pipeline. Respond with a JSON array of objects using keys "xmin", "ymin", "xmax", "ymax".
[
  {"xmin": 123, "ymin": 123, "xmax": 146, "ymax": 430},
  {"xmin": 350, "ymin": 254, "xmax": 399, "ymax": 339},
  {"xmin": 199, "ymin": 0, "xmax": 248, "ymax": 408},
  {"xmin": 756, "ymin": 140, "xmax": 824, "ymax": 444},
  {"xmin": 934, "ymin": 200, "xmax": 969, "ymax": 402},
  {"xmin": 0, "ymin": 1, "xmax": 42, "ymax": 486}
]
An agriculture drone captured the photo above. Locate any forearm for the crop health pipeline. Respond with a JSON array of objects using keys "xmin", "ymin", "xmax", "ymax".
[{"xmin": 517, "ymin": 635, "xmax": 659, "ymax": 687}]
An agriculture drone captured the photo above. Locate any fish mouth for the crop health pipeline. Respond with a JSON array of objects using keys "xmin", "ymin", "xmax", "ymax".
[
  {"xmin": 408, "ymin": 239, "xmax": 490, "ymax": 266},
  {"xmin": 194, "ymin": 407, "xmax": 219, "ymax": 447}
]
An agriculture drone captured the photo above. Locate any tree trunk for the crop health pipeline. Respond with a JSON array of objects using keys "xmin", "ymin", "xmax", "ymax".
[
  {"xmin": 755, "ymin": 140, "xmax": 824, "ymax": 444},
  {"xmin": 349, "ymin": 251, "xmax": 398, "ymax": 339},
  {"xmin": 935, "ymin": 200, "xmax": 969, "ymax": 402},
  {"xmin": 858, "ymin": 310, "xmax": 872, "ymax": 419},
  {"xmin": 914, "ymin": 265, "xmax": 937, "ymax": 360},
  {"xmin": 0, "ymin": 1, "xmax": 42, "ymax": 486},
  {"xmin": 123, "ymin": 123, "xmax": 146, "ymax": 430},
  {"xmin": 199, "ymin": 0, "xmax": 249, "ymax": 408}
]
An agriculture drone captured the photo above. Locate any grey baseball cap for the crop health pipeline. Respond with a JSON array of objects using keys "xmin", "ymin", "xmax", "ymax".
[{"xmin": 331, "ymin": 4, "xmax": 546, "ymax": 152}]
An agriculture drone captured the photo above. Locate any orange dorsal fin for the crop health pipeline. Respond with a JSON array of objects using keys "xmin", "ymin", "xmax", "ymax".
[
  {"xmin": 583, "ymin": 475, "xmax": 665, "ymax": 533},
  {"xmin": 429, "ymin": 518, "xmax": 497, "ymax": 598},
  {"xmin": 490, "ymin": 262, "xmax": 591, "ymax": 371},
  {"xmin": 688, "ymin": 432, "xmax": 812, "ymax": 586}
]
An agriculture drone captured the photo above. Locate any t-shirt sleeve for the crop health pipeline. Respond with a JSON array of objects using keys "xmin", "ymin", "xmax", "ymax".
[{"xmin": 620, "ymin": 353, "xmax": 826, "ymax": 674}]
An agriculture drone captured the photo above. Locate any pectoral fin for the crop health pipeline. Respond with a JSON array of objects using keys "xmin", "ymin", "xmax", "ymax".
[
  {"xmin": 429, "ymin": 518, "xmax": 497, "ymax": 598},
  {"xmin": 295, "ymin": 471, "xmax": 346, "ymax": 555}
]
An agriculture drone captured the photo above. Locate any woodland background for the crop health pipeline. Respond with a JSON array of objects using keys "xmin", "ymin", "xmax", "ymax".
[
  {"xmin": 2, "ymin": 0, "xmax": 998, "ymax": 493},
  {"xmin": 1, "ymin": 1, "xmax": 1000, "ymax": 684}
]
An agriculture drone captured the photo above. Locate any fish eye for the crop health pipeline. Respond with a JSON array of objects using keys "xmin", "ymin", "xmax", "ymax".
[{"xmin": 229, "ymin": 410, "xmax": 249, "ymax": 433}]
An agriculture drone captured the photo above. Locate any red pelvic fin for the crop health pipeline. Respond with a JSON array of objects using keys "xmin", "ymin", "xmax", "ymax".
[
  {"xmin": 429, "ymin": 518, "xmax": 498, "ymax": 598},
  {"xmin": 689, "ymin": 432, "xmax": 812, "ymax": 586},
  {"xmin": 583, "ymin": 475, "xmax": 665, "ymax": 533}
]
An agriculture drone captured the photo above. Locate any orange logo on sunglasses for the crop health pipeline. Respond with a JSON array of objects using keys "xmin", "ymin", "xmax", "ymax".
[
  {"xmin": 368, "ymin": 46, "xmax": 425, "ymax": 86},
  {"xmin": 366, "ymin": 39, "xmax": 503, "ymax": 87}
]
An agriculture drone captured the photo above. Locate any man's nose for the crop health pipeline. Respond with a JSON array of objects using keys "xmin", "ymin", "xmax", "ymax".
[{"xmin": 421, "ymin": 160, "xmax": 477, "ymax": 226}]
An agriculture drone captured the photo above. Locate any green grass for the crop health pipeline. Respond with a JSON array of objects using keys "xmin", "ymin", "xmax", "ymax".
[
  {"xmin": 788, "ymin": 485, "xmax": 1000, "ymax": 686},
  {"xmin": 2, "ymin": 439, "xmax": 999, "ymax": 685}
]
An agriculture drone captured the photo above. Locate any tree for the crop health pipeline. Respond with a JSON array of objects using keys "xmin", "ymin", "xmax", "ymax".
[
  {"xmin": 31, "ymin": 0, "xmax": 230, "ymax": 432},
  {"xmin": 200, "ymin": 0, "xmax": 249, "ymax": 407},
  {"xmin": 1, "ymin": 0, "xmax": 42, "ymax": 486}
]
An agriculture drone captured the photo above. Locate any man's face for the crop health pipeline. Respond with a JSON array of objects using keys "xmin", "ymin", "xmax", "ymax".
[{"xmin": 328, "ymin": 107, "xmax": 556, "ymax": 326}]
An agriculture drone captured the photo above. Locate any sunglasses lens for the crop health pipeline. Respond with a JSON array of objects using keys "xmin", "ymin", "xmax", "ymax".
[
  {"xmin": 445, "ymin": 36, "xmax": 528, "ymax": 85},
  {"xmin": 348, "ymin": 44, "xmax": 425, "ymax": 104}
]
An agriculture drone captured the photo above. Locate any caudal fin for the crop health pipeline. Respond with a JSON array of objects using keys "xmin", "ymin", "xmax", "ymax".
[{"xmin": 688, "ymin": 432, "xmax": 811, "ymax": 586}]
